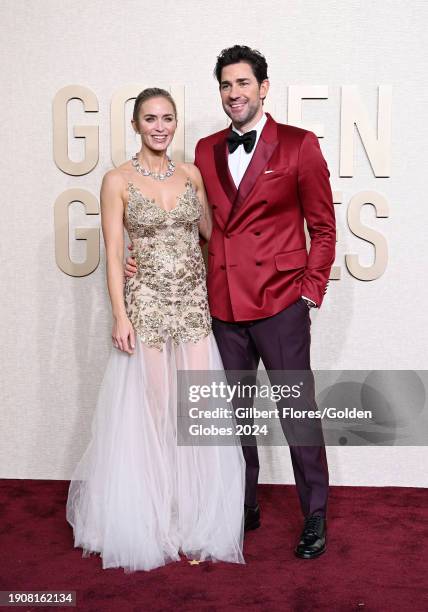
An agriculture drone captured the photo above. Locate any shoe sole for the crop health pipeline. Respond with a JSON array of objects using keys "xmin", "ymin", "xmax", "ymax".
[{"xmin": 294, "ymin": 545, "xmax": 326, "ymax": 559}]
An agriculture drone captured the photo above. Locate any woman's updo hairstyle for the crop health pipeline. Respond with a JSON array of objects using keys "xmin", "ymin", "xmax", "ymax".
[{"xmin": 132, "ymin": 88, "xmax": 177, "ymax": 130}]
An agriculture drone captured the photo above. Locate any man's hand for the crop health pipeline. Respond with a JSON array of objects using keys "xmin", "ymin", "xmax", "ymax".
[{"xmin": 125, "ymin": 243, "xmax": 138, "ymax": 278}]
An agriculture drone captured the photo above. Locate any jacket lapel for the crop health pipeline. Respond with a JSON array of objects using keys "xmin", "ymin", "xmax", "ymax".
[
  {"xmin": 213, "ymin": 138, "xmax": 237, "ymax": 228},
  {"xmin": 230, "ymin": 114, "xmax": 279, "ymax": 213}
]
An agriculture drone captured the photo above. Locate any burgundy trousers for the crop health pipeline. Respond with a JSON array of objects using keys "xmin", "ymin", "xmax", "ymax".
[{"xmin": 212, "ymin": 298, "xmax": 329, "ymax": 518}]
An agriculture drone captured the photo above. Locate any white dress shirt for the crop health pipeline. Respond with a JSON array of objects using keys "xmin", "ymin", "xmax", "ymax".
[{"xmin": 228, "ymin": 113, "xmax": 267, "ymax": 188}]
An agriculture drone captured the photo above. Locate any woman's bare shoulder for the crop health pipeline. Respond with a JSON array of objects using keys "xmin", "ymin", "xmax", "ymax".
[
  {"xmin": 177, "ymin": 161, "xmax": 202, "ymax": 184},
  {"xmin": 102, "ymin": 161, "xmax": 133, "ymax": 191}
]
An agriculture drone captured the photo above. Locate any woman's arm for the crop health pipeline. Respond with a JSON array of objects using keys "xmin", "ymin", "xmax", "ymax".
[{"xmin": 100, "ymin": 171, "xmax": 135, "ymax": 354}]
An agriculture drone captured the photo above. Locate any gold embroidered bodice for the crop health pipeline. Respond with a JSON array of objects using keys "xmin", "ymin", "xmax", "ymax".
[{"xmin": 123, "ymin": 178, "xmax": 211, "ymax": 350}]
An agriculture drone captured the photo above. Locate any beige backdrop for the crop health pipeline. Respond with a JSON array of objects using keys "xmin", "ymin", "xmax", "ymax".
[{"xmin": 1, "ymin": 0, "xmax": 427, "ymax": 485}]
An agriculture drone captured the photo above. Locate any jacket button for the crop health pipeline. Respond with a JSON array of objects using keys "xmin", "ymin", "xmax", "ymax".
[
  {"xmin": 256, "ymin": 261, "xmax": 262, "ymax": 266},
  {"xmin": 212, "ymin": 205, "xmax": 218, "ymax": 209},
  {"xmin": 260, "ymin": 200, "xmax": 268, "ymax": 205},
  {"xmin": 220, "ymin": 265, "xmax": 226, "ymax": 270},
  {"xmin": 254, "ymin": 231, "xmax": 261, "ymax": 236}
]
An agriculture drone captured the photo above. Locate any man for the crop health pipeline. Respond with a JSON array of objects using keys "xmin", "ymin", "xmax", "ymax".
[{"xmin": 126, "ymin": 45, "xmax": 336, "ymax": 559}]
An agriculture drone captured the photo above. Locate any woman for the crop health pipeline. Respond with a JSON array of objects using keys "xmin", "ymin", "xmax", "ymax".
[{"xmin": 66, "ymin": 88, "xmax": 245, "ymax": 572}]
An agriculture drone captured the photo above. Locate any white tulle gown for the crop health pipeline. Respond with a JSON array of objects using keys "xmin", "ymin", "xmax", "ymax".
[{"xmin": 66, "ymin": 178, "xmax": 245, "ymax": 572}]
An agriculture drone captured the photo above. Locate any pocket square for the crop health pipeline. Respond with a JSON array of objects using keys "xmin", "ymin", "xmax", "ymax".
[{"xmin": 264, "ymin": 166, "xmax": 289, "ymax": 175}]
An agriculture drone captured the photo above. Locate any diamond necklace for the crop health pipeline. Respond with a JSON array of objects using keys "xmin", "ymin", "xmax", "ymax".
[{"xmin": 131, "ymin": 153, "xmax": 175, "ymax": 181}]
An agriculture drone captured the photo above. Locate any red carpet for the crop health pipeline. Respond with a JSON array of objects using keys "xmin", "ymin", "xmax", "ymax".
[{"xmin": 0, "ymin": 480, "xmax": 427, "ymax": 611}]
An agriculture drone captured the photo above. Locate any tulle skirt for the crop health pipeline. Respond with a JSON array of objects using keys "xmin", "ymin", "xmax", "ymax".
[{"xmin": 66, "ymin": 332, "xmax": 245, "ymax": 572}]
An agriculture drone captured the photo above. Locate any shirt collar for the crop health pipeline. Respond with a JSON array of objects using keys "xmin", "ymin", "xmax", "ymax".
[{"xmin": 232, "ymin": 112, "xmax": 267, "ymax": 137}]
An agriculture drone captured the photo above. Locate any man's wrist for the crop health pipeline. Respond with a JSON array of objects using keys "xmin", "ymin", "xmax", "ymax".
[{"xmin": 301, "ymin": 295, "xmax": 317, "ymax": 309}]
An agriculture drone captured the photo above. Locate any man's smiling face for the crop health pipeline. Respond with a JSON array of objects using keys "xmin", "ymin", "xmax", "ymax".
[{"xmin": 219, "ymin": 61, "xmax": 269, "ymax": 132}]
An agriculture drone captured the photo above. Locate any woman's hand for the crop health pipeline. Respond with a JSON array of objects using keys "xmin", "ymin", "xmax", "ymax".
[{"xmin": 112, "ymin": 315, "xmax": 136, "ymax": 354}]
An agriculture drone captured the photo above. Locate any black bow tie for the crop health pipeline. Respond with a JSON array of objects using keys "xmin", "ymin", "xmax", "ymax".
[{"xmin": 227, "ymin": 130, "xmax": 257, "ymax": 154}]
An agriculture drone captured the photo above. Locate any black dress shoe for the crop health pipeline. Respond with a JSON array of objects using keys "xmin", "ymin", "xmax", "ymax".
[
  {"xmin": 294, "ymin": 515, "xmax": 326, "ymax": 559},
  {"xmin": 244, "ymin": 504, "xmax": 260, "ymax": 531}
]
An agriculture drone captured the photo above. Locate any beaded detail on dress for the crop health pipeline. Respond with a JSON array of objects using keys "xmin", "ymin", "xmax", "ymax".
[{"xmin": 123, "ymin": 178, "xmax": 211, "ymax": 350}]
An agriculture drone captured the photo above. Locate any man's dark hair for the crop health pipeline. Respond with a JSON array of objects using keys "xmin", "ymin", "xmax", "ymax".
[{"xmin": 214, "ymin": 45, "xmax": 269, "ymax": 85}]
